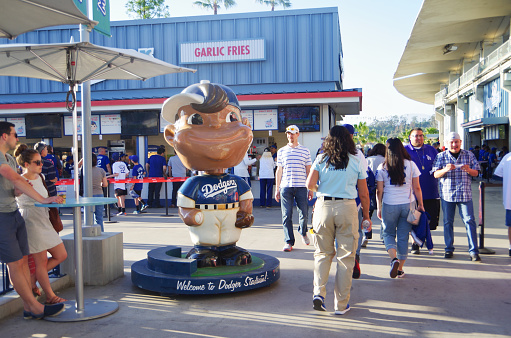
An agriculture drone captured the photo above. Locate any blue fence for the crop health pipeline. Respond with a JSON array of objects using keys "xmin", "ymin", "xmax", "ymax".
[{"xmin": 0, "ymin": 263, "xmax": 64, "ymax": 296}]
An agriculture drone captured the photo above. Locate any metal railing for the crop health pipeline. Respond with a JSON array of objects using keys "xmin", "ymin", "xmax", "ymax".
[
  {"xmin": 1, "ymin": 263, "xmax": 64, "ymax": 296},
  {"xmin": 1, "ymin": 263, "xmax": 13, "ymax": 295},
  {"xmin": 434, "ymin": 39, "xmax": 511, "ymax": 101}
]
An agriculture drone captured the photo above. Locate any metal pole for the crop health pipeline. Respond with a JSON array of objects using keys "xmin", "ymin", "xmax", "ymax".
[
  {"xmin": 160, "ymin": 179, "xmax": 172, "ymax": 217},
  {"xmin": 478, "ymin": 181, "xmax": 496, "ymax": 254},
  {"xmin": 73, "ymin": 205, "xmax": 84, "ymax": 312},
  {"xmin": 80, "ymin": 15, "xmax": 94, "ymax": 226}
]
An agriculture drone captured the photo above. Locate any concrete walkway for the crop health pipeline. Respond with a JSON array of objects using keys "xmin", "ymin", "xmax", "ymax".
[{"xmin": 0, "ymin": 181, "xmax": 509, "ymax": 337}]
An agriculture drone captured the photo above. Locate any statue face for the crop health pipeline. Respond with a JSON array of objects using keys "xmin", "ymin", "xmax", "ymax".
[{"xmin": 165, "ymin": 104, "xmax": 253, "ymax": 171}]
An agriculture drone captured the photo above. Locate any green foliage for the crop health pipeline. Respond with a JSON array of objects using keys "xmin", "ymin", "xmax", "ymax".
[
  {"xmin": 194, "ymin": 0, "xmax": 236, "ymax": 14},
  {"xmin": 125, "ymin": 0, "xmax": 170, "ymax": 19},
  {"xmin": 352, "ymin": 114, "xmax": 438, "ymax": 147},
  {"xmin": 256, "ymin": 0, "xmax": 291, "ymax": 11}
]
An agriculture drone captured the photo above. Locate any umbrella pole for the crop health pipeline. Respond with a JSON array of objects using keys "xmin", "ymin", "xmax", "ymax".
[{"xmin": 71, "ymin": 83, "xmax": 85, "ymax": 312}]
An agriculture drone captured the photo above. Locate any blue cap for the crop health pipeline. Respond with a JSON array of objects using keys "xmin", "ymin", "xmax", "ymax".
[
  {"xmin": 341, "ymin": 124, "xmax": 356, "ymax": 135},
  {"xmin": 129, "ymin": 155, "xmax": 139, "ymax": 162}
]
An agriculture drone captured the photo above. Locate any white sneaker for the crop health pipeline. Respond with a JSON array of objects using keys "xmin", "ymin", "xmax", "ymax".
[
  {"xmin": 302, "ymin": 234, "xmax": 310, "ymax": 245},
  {"xmin": 361, "ymin": 236, "xmax": 368, "ymax": 247},
  {"xmin": 283, "ymin": 243, "xmax": 292, "ymax": 252},
  {"xmin": 334, "ymin": 304, "xmax": 350, "ymax": 315}
]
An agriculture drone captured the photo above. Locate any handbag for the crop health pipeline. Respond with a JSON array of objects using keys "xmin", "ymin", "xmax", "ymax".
[
  {"xmin": 39, "ymin": 174, "xmax": 63, "ymax": 233},
  {"xmin": 406, "ymin": 164, "xmax": 421, "ymax": 226}
]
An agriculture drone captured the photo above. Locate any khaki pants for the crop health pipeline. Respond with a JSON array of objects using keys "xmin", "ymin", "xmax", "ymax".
[{"xmin": 312, "ymin": 198, "xmax": 359, "ymax": 311}]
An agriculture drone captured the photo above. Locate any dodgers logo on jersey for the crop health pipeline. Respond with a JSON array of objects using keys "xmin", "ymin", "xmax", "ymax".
[{"xmin": 202, "ymin": 179, "xmax": 238, "ymax": 198}]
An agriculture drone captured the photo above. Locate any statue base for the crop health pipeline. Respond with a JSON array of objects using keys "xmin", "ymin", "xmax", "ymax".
[{"xmin": 131, "ymin": 246, "xmax": 280, "ymax": 295}]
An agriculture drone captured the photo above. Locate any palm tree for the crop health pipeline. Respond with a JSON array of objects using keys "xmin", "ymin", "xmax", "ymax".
[
  {"xmin": 256, "ymin": 0, "xmax": 291, "ymax": 11},
  {"xmin": 194, "ymin": 0, "xmax": 236, "ymax": 15}
]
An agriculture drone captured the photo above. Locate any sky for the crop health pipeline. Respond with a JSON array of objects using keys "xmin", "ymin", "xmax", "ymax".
[{"xmin": 108, "ymin": 0, "xmax": 433, "ymax": 124}]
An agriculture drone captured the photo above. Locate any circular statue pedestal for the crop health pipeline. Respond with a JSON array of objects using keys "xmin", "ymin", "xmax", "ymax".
[{"xmin": 131, "ymin": 246, "xmax": 280, "ymax": 295}]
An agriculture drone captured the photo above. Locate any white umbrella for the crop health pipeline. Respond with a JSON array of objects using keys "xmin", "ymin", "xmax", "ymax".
[
  {"xmin": 0, "ymin": 41, "xmax": 196, "ymax": 320},
  {"xmin": 0, "ymin": 41, "xmax": 196, "ymax": 198},
  {"xmin": 0, "ymin": 0, "xmax": 97, "ymax": 40}
]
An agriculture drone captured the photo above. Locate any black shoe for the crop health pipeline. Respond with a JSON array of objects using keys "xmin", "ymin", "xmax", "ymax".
[
  {"xmin": 186, "ymin": 247, "xmax": 219, "ymax": 268},
  {"xmin": 218, "ymin": 245, "xmax": 252, "ymax": 266},
  {"xmin": 470, "ymin": 253, "xmax": 482, "ymax": 262},
  {"xmin": 27, "ymin": 303, "xmax": 65, "ymax": 320},
  {"xmin": 352, "ymin": 255, "xmax": 361, "ymax": 279},
  {"xmin": 444, "ymin": 252, "xmax": 454, "ymax": 259},
  {"xmin": 390, "ymin": 258, "xmax": 399, "ymax": 278},
  {"xmin": 411, "ymin": 243, "xmax": 420, "ymax": 255},
  {"xmin": 509, "ymin": 249, "xmax": 511, "ymax": 257}
]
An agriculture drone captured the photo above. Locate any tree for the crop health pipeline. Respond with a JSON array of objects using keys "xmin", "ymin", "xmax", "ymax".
[
  {"xmin": 194, "ymin": 0, "xmax": 236, "ymax": 15},
  {"xmin": 257, "ymin": 0, "xmax": 291, "ymax": 11},
  {"xmin": 125, "ymin": 0, "xmax": 170, "ymax": 19}
]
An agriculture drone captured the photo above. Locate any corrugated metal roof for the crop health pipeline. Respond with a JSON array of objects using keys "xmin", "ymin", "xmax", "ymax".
[{"xmin": 0, "ymin": 7, "xmax": 343, "ymax": 104}]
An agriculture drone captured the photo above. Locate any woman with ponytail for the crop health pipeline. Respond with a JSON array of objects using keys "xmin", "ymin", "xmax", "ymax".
[
  {"xmin": 306, "ymin": 125, "xmax": 371, "ymax": 315},
  {"xmin": 14, "ymin": 144, "xmax": 67, "ymax": 304},
  {"xmin": 376, "ymin": 138, "xmax": 424, "ymax": 278}
]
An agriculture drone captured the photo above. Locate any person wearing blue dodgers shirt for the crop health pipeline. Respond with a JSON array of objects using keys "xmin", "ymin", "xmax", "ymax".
[
  {"xmin": 145, "ymin": 146, "xmax": 167, "ymax": 208},
  {"xmin": 432, "ymin": 131, "xmax": 481, "ymax": 261},
  {"xmin": 405, "ymin": 128, "xmax": 440, "ymax": 255},
  {"xmin": 129, "ymin": 155, "xmax": 147, "ymax": 214},
  {"xmin": 339, "ymin": 124, "xmax": 369, "ymax": 279},
  {"xmin": 96, "ymin": 146, "xmax": 111, "ymax": 175}
]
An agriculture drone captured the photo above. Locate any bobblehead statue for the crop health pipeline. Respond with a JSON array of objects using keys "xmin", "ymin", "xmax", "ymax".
[{"xmin": 162, "ymin": 80, "xmax": 255, "ymax": 268}]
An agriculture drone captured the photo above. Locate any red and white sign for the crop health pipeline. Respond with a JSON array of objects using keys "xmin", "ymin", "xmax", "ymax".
[{"xmin": 180, "ymin": 39, "xmax": 265, "ymax": 64}]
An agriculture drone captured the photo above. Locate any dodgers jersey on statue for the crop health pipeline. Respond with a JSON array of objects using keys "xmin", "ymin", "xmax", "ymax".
[{"xmin": 178, "ymin": 174, "xmax": 252, "ymax": 206}]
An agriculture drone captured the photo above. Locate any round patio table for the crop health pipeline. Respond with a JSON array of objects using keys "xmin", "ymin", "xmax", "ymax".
[{"xmin": 35, "ymin": 197, "xmax": 118, "ymax": 321}]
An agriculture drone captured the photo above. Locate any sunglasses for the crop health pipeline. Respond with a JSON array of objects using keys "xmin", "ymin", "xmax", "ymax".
[{"xmin": 31, "ymin": 160, "xmax": 43, "ymax": 166}]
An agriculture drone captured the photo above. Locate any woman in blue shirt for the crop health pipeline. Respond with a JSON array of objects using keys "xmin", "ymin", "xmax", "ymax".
[{"xmin": 306, "ymin": 125, "xmax": 371, "ymax": 315}]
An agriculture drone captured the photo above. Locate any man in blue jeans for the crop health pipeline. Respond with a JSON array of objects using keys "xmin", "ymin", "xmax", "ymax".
[
  {"xmin": 146, "ymin": 146, "xmax": 167, "ymax": 208},
  {"xmin": 432, "ymin": 132, "xmax": 481, "ymax": 261},
  {"xmin": 275, "ymin": 125, "xmax": 313, "ymax": 252}
]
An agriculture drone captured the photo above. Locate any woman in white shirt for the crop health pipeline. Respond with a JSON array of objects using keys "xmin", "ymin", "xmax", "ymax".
[
  {"xmin": 14, "ymin": 144, "xmax": 67, "ymax": 304},
  {"xmin": 367, "ymin": 143, "xmax": 386, "ymax": 174},
  {"xmin": 233, "ymin": 152, "xmax": 257, "ymax": 187},
  {"xmin": 258, "ymin": 148, "xmax": 275, "ymax": 207},
  {"xmin": 376, "ymin": 138, "xmax": 424, "ymax": 278}
]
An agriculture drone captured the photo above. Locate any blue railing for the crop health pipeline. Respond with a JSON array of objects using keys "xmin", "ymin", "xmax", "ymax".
[
  {"xmin": 1, "ymin": 263, "xmax": 13, "ymax": 295},
  {"xmin": 1, "ymin": 263, "xmax": 65, "ymax": 296}
]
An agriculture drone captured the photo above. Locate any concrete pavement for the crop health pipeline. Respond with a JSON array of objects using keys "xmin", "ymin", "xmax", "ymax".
[{"xmin": 0, "ymin": 181, "xmax": 509, "ymax": 337}]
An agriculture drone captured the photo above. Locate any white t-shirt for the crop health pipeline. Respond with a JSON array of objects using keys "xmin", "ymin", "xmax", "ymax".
[
  {"xmin": 494, "ymin": 152, "xmax": 511, "ymax": 209},
  {"xmin": 258, "ymin": 153, "xmax": 275, "ymax": 179},
  {"xmin": 112, "ymin": 161, "xmax": 129, "ymax": 190},
  {"xmin": 233, "ymin": 153, "xmax": 257, "ymax": 178},
  {"xmin": 376, "ymin": 159, "xmax": 421, "ymax": 205}
]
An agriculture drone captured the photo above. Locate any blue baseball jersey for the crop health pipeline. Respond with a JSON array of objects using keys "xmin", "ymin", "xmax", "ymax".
[
  {"xmin": 97, "ymin": 154, "xmax": 110, "ymax": 173},
  {"xmin": 178, "ymin": 174, "xmax": 251, "ymax": 206},
  {"xmin": 131, "ymin": 164, "xmax": 146, "ymax": 190}
]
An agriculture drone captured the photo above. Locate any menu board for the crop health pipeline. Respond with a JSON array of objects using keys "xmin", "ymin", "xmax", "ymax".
[
  {"xmin": 241, "ymin": 110, "xmax": 254, "ymax": 130},
  {"xmin": 64, "ymin": 115, "xmax": 101, "ymax": 136},
  {"xmin": 6, "ymin": 117, "xmax": 26, "ymax": 137},
  {"xmin": 254, "ymin": 109, "xmax": 278, "ymax": 130},
  {"xmin": 100, "ymin": 114, "xmax": 121, "ymax": 134}
]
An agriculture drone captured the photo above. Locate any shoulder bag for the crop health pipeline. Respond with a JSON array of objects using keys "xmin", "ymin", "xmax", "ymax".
[
  {"xmin": 406, "ymin": 162, "xmax": 421, "ymax": 225},
  {"xmin": 38, "ymin": 174, "xmax": 63, "ymax": 233}
]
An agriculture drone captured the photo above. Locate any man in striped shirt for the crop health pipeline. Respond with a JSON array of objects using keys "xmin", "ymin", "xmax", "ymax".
[{"xmin": 275, "ymin": 125, "xmax": 313, "ymax": 252}]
